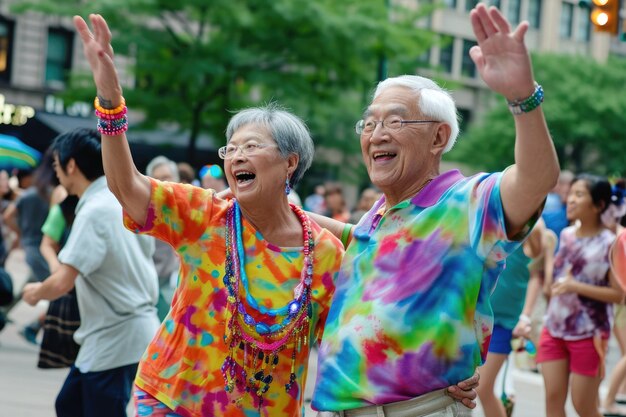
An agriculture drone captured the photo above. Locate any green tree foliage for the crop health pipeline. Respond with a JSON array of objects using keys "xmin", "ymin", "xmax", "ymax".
[
  {"xmin": 14, "ymin": 0, "xmax": 437, "ymax": 182},
  {"xmin": 449, "ymin": 54, "xmax": 626, "ymax": 177}
]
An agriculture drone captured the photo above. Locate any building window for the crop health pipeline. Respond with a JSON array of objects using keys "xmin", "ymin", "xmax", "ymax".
[
  {"xmin": 444, "ymin": 0, "xmax": 457, "ymax": 8},
  {"xmin": 462, "ymin": 39, "xmax": 477, "ymax": 78},
  {"xmin": 560, "ymin": 2, "xmax": 574, "ymax": 39},
  {"xmin": 465, "ymin": 0, "xmax": 479, "ymax": 12},
  {"xmin": 0, "ymin": 19, "xmax": 14, "ymax": 83},
  {"xmin": 577, "ymin": 6, "xmax": 592, "ymax": 41},
  {"xmin": 528, "ymin": 0, "xmax": 542, "ymax": 28},
  {"xmin": 439, "ymin": 36, "xmax": 454, "ymax": 73},
  {"xmin": 46, "ymin": 28, "xmax": 73, "ymax": 88},
  {"xmin": 508, "ymin": 0, "xmax": 521, "ymax": 24}
]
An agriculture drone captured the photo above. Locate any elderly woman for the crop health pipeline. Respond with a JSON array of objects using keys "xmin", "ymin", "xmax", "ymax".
[{"xmin": 73, "ymin": 14, "xmax": 478, "ymax": 417}]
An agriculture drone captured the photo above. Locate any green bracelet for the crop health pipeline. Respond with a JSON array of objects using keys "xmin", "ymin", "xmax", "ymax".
[
  {"xmin": 340, "ymin": 224, "xmax": 353, "ymax": 247},
  {"xmin": 507, "ymin": 82, "xmax": 544, "ymax": 115}
]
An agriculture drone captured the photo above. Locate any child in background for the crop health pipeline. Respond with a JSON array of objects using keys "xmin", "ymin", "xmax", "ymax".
[{"xmin": 537, "ymin": 174, "xmax": 624, "ymax": 417}]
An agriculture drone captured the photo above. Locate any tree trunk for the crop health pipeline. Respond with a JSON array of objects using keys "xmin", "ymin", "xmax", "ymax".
[{"xmin": 187, "ymin": 101, "xmax": 204, "ymax": 165}]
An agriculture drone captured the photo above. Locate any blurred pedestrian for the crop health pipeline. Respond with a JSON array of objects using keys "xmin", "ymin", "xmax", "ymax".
[
  {"xmin": 199, "ymin": 163, "xmax": 227, "ymax": 191},
  {"xmin": 0, "ymin": 169, "xmax": 15, "ymax": 266},
  {"xmin": 477, "ymin": 219, "xmax": 545, "ymax": 417},
  {"xmin": 304, "ymin": 184, "xmax": 327, "ymax": 215},
  {"xmin": 542, "ymin": 170, "xmax": 573, "ymax": 243},
  {"xmin": 2, "ymin": 152, "xmax": 55, "ymax": 343},
  {"xmin": 37, "ymin": 193, "xmax": 81, "ymax": 369},
  {"xmin": 176, "ymin": 161, "xmax": 197, "ymax": 185},
  {"xmin": 22, "ymin": 128, "xmax": 159, "ymax": 417},
  {"xmin": 323, "ymin": 182, "xmax": 350, "ymax": 222},
  {"xmin": 348, "ymin": 186, "xmax": 381, "ymax": 224}
]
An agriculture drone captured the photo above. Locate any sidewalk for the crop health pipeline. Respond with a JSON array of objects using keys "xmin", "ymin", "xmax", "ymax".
[{"xmin": 0, "ymin": 249, "xmax": 66, "ymax": 416}]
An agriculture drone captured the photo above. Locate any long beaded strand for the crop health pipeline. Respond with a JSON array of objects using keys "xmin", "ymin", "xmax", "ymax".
[{"xmin": 221, "ymin": 200, "xmax": 314, "ymax": 404}]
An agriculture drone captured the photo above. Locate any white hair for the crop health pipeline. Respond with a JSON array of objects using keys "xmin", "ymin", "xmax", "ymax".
[{"xmin": 374, "ymin": 75, "xmax": 460, "ymax": 153}]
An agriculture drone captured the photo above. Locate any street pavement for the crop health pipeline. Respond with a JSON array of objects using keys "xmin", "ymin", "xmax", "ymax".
[{"xmin": 0, "ymin": 248, "xmax": 620, "ymax": 416}]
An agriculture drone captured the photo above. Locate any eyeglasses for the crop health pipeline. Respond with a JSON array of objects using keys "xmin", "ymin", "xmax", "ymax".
[
  {"xmin": 355, "ymin": 117, "xmax": 439, "ymax": 135},
  {"xmin": 218, "ymin": 142, "xmax": 277, "ymax": 160}
]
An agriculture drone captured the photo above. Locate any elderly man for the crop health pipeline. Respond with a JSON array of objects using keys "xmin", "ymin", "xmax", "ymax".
[{"xmin": 311, "ymin": 4, "xmax": 559, "ymax": 417}]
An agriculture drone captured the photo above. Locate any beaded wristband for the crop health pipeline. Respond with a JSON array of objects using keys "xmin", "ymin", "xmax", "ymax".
[
  {"xmin": 96, "ymin": 111, "xmax": 128, "ymax": 136},
  {"xmin": 507, "ymin": 83, "xmax": 544, "ymax": 115},
  {"xmin": 94, "ymin": 96, "xmax": 126, "ymax": 115},
  {"xmin": 519, "ymin": 314, "xmax": 532, "ymax": 325},
  {"xmin": 95, "ymin": 107, "xmax": 127, "ymax": 120},
  {"xmin": 340, "ymin": 223, "xmax": 353, "ymax": 247}
]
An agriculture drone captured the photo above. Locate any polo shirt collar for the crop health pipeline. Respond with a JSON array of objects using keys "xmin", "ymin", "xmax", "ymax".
[
  {"xmin": 360, "ymin": 170, "xmax": 466, "ymax": 235},
  {"xmin": 373, "ymin": 169, "xmax": 465, "ymax": 212},
  {"xmin": 76, "ymin": 176, "xmax": 107, "ymax": 212},
  {"xmin": 410, "ymin": 169, "xmax": 465, "ymax": 208}
]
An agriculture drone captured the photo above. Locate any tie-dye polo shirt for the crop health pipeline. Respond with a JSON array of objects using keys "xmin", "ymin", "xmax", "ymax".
[
  {"xmin": 123, "ymin": 179, "xmax": 343, "ymax": 417},
  {"xmin": 312, "ymin": 170, "xmax": 535, "ymax": 411}
]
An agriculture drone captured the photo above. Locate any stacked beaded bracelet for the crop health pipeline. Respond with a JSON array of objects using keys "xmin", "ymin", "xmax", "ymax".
[
  {"xmin": 507, "ymin": 82, "xmax": 544, "ymax": 116},
  {"xmin": 94, "ymin": 96, "xmax": 128, "ymax": 135}
]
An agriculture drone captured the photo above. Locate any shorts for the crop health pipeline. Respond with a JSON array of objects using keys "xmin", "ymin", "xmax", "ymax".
[
  {"xmin": 535, "ymin": 328, "xmax": 603, "ymax": 377},
  {"xmin": 488, "ymin": 324, "xmax": 513, "ymax": 355}
]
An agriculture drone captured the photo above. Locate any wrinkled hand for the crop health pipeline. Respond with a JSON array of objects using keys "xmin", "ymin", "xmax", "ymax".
[
  {"xmin": 73, "ymin": 14, "xmax": 123, "ymax": 104},
  {"xmin": 551, "ymin": 270, "xmax": 576, "ymax": 296},
  {"xmin": 447, "ymin": 370, "xmax": 479, "ymax": 409},
  {"xmin": 22, "ymin": 282, "xmax": 42, "ymax": 306},
  {"xmin": 469, "ymin": 4, "xmax": 535, "ymax": 101}
]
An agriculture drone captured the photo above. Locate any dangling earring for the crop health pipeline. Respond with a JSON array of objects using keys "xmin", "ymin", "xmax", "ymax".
[{"xmin": 285, "ymin": 176, "xmax": 291, "ymax": 195}]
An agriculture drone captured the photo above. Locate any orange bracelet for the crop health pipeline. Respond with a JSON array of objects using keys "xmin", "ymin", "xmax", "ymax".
[{"xmin": 94, "ymin": 96, "xmax": 126, "ymax": 115}]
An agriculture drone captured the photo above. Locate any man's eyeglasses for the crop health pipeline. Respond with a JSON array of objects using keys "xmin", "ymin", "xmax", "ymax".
[
  {"xmin": 355, "ymin": 117, "xmax": 439, "ymax": 135},
  {"xmin": 218, "ymin": 142, "xmax": 277, "ymax": 160}
]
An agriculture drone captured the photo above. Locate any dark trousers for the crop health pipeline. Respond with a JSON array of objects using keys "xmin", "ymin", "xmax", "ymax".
[{"xmin": 56, "ymin": 363, "xmax": 138, "ymax": 417}]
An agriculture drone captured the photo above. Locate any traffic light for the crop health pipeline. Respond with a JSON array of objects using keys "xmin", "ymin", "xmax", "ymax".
[{"xmin": 589, "ymin": 0, "xmax": 621, "ymax": 34}]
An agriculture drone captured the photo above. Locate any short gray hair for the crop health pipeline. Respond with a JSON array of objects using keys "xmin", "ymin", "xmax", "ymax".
[
  {"xmin": 225, "ymin": 104, "xmax": 314, "ymax": 188},
  {"xmin": 374, "ymin": 75, "xmax": 460, "ymax": 153},
  {"xmin": 145, "ymin": 155, "xmax": 180, "ymax": 182}
]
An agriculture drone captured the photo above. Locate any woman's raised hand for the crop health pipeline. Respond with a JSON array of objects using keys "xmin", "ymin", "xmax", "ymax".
[{"xmin": 73, "ymin": 14, "xmax": 123, "ymax": 107}]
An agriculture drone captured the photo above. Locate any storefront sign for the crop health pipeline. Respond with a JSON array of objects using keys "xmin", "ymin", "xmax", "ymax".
[{"xmin": 0, "ymin": 95, "xmax": 35, "ymax": 126}]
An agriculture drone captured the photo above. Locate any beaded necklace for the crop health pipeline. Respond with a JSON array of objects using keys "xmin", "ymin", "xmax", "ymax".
[{"xmin": 221, "ymin": 200, "xmax": 314, "ymax": 407}]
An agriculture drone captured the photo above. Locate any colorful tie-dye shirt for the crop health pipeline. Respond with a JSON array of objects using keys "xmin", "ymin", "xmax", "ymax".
[
  {"xmin": 312, "ymin": 170, "xmax": 534, "ymax": 411},
  {"xmin": 544, "ymin": 225, "xmax": 615, "ymax": 340},
  {"xmin": 124, "ymin": 179, "xmax": 344, "ymax": 417}
]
